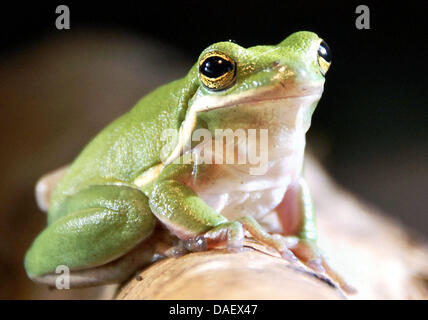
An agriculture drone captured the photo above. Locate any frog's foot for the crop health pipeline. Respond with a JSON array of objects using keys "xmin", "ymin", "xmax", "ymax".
[
  {"xmin": 184, "ymin": 216, "xmax": 298, "ymax": 263},
  {"xmin": 289, "ymin": 239, "xmax": 356, "ymax": 295}
]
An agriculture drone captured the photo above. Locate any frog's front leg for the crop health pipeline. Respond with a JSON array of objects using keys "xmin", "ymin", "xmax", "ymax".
[
  {"xmin": 25, "ymin": 185, "xmax": 156, "ymax": 287},
  {"xmin": 275, "ymin": 177, "xmax": 354, "ymax": 292},
  {"xmin": 148, "ymin": 180, "xmax": 297, "ymax": 261},
  {"xmin": 275, "ymin": 177, "xmax": 318, "ymax": 263}
]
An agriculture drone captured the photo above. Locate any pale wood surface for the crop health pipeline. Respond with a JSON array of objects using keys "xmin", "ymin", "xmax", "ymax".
[{"xmin": 117, "ymin": 249, "xmax": 343, "ymax": 300}]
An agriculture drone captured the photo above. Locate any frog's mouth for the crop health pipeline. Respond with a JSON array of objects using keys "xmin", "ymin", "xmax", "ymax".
[
  {"xmin": 191, "ymin": 83, "xmax": 324, "ymax": 113},
  {"xmin": 163, "ymin": 83, "xmax": 323, "ymax": 166}
]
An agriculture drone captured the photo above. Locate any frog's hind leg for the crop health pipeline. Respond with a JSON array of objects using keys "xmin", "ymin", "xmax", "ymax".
[
  {"xmin": 25, "ymin": 185, "xmax": 156, "ymax": 287},
  {"xmin": 29, "ymin": 226, "xmax": 179, "ymax": 288}
]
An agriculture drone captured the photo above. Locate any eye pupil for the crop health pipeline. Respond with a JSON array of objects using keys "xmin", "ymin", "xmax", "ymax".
[
  {"xmin": 318, "ymin": 40, "xmax": 332, "ymax": 63},
  {"xmin": 199, "ymin": 51, "xmax": 236, "ymax": 91},
  {"xmin": 200, "ymin": 56, "xmax": 234, "ymax": 79}
]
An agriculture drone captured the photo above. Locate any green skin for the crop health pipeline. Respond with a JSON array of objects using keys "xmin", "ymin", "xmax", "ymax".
[{"xmin": 25, "ymin": 31, "xmax": 330, "ymax": 286}]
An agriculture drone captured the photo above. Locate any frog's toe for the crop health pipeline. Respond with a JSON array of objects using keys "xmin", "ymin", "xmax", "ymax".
[
  {"xmin": 306, "ymin": 258, "xmax": 326, "ymax": 273},
  {"xmin": 278, "ymin": 247, "xmax": 299, "ymax": 262},
  {"xmin": 289, "ymin": 239, "xmax": 322, "ymax": 263},
  {"xmin": 288, "ymin": 239, "xmax": 328, "ymax": 272},
  {"xmin": 288, "ymin": 240, "xmax": 356, "ymax": 295},
  {"xmin": 224, "ymin": 221, "xmax": 245, "ymax": 252},
  {"xmin": 195, "ymin": 221, "xmax": 245, "ymax": 252},
  {"xmin": 319, "ymin": 257, "xmax": 357, "ymax": 295},
  {"xmin": 183, "ymin": 236, "xmax": 208, "ymax": 252}
]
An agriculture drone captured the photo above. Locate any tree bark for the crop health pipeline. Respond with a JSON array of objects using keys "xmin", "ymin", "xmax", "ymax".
[{"xmin": 117, "ymin": 248, "xmax": 344, "ymax": 300}]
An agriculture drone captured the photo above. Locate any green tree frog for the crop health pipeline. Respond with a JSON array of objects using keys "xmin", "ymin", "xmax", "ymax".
[{"xmin": 25, "ymin": 31, "xmax": 344, "ymax": 289}]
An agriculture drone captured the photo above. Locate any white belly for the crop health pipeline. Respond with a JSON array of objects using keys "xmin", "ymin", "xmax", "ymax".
[{"xmin": 192, "ymin": 147, "xmax": 304, "ymax": 232}]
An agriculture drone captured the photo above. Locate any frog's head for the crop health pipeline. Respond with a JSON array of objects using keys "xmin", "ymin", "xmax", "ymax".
[
  {"xmin": 166, "ymin": 31, "xmax": 331, "ymax": 166},
  {"xmin": 189, "ymin": 30, "xmax": 330, "ymax": 127}
]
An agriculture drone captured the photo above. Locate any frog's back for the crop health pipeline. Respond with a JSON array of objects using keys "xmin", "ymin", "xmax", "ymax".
[{"xmin": 48, "ymin": 77, "xmax": 195, "ymax": 222}]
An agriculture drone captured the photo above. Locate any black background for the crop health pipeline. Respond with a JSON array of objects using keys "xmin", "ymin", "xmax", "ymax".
[{"xmin": 0, "ymin": 1, "xmax": 427, "ymax": 233}]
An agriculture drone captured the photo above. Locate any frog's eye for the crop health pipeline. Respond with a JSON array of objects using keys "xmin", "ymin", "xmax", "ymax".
[
  {"xmin": 199, "ymin": 51, "xmax": 236, "ymax": 91},
  {"xmin": 317, "ymin": 40, "xmax": 332, "ymax": 76}
]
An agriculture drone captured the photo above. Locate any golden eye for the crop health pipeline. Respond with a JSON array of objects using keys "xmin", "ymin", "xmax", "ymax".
[
  {"xmin": 199, "ymin": 51, "xmax": 236, "ymax": 91},
  {"xmin": 317, "ymin": 40, "xmax": 332, "ymax": 76}
]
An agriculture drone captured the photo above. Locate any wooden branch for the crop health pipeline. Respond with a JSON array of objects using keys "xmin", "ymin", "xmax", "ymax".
[{"xmin": 117, "ymin": 248, "xmax": 344, "ymax": 300}]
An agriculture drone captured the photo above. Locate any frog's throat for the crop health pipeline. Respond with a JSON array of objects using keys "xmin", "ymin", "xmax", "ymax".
[
  {"xmin": 164, "ymin": 84, "xmax": 323, "ymax": 165},
  {"xmin": 132, "ymin": 84, "xmax": 322, "ymax": 188}
]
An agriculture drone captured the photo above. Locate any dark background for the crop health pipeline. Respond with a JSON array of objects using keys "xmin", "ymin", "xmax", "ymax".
[{"xmin": 0, "ymin": 1, "xmax": 426, "ymax": 298}]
